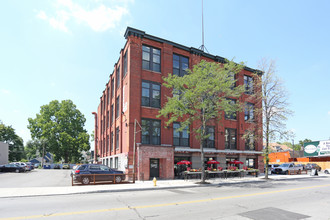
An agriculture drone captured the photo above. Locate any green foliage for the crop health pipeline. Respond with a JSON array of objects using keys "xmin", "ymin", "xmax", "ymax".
[
  {"xmin": 27, "ymin": 100, "xmax": 90, "ymax": 163},
  {"xmin": 25, "ymin": 139, "xmax": 45, "ymax": 160},
  {"xmin": 0, "ymin": 122, "xmax": 25, "ymax": 161},
  {"xmin": 299, "ymin": 139, "xmax": 312, "ymax": 147},
  {"xmin": 158, "ymin": 60, "xmax": 246, "ymax": 182},
  {"xmin": 159, "ymin": 60, "xmax": 245, "ymax": 140}
]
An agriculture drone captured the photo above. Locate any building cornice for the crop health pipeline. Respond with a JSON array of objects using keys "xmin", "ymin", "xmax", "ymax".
[{"xmin": 124, "ymin": 27, "xmax": 262, "ymax": 75}]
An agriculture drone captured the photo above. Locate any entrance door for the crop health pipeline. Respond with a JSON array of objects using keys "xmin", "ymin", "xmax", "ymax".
[{"xmin": 150, "ymin": 158, "xmax": 159, "ymax": 179}]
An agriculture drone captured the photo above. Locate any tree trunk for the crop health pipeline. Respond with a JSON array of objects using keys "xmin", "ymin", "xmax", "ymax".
[
  {"xmin": 200, "ymin": 141, "xmax": 205, "ymax": 183},
  {"xmin": 265, "ymin": 122, "xmax": 270, "ymax": 179}
]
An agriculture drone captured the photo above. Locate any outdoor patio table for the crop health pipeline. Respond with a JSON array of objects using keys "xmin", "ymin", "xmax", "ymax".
[
  {"xmin": 206, "ymin": 171, "xmax": 225, "ymax": 179},
  {"xmin": 247, "ymin": 170, "xmax": 259, "ymax": 177},
  {"xmin": 183, "ymin": 171, "xmax": 202, "ymax": 180}
]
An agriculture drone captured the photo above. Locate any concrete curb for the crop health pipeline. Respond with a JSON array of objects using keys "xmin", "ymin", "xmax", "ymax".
[{"xmin": 1, "ymin": 174, "xmax": 327, "ymax": 199}]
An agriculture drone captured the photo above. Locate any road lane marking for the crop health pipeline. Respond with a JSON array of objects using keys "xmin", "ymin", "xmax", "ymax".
[{"xmin": 2, "ymin": 183, "xmax": 330, "ymax": 220}]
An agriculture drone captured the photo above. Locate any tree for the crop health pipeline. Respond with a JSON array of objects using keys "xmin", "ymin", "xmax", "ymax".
[
  {"xmin": 25, "ymin": 140, "xmax": 40, "ymax": 161},
  {"xmin": 0, "ymin": 121, "xmax": 24, "ymax": 161},
  {"xmin": 279, "ymin": 141, "xmax": 301, "ymax": 151},
  {"xmin": 256, "ymin": 58, "xmax": 293, "ymax": 179},
  {"xmin": 27, "ymin": 100, "xmax": 90, "ymax": 163},
  {"xmin": 24, "ymin": 138, "xmax": 49, "ymax": 164},
  {"xmin": 158, "ymin": 60, "xmax": 246, "ymax": 183},
  {"xmin": 299, "ymin": 139, "xmax": 312, "ymax": 148}
]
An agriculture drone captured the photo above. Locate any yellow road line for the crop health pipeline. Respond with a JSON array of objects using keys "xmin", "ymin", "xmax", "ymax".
[{"xmin": 2, "ymin": 184, "xmax": 330, "ymax": 220}]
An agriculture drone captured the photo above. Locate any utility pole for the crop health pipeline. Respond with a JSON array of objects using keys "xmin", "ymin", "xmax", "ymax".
[
  {"xmin": 133, "ymin": 119, "xmax": 142, "ymax": 183},
  {"xmin": 292, "ymin": 139, "xmax": 295, "ymax": 162},
  {"xmin": 92, "ymin": 112, "xmax": 98, "ymax": 164}
]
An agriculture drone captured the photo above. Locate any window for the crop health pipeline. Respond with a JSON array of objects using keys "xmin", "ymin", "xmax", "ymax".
[
  {"xmin": 106, "ymin": 111, "xmax": 109, "ymax": 128},
  {"xmin": 110, "ymin": 158, "xmax": 113, "ymax": 168},
  {"xmin": 116, "ymin": 65, "xmax": 120, "ymax": 89},
  {"xmin": 142, "ymin": 81, "xmax": 161, "ymax": 108},
  {"xmin": 103, "ymin": 116, "xmax": 106, "ymax": 132},
  {"xmin": 225, "ymin": 99, "xmax": 237, "ymax": 120},
  {"xmin": 244, "ymin": 75, "xmax": 254, "ymax": 94},
  {"xmin": 116, "ymin": 127, "xmax": 119, "ymax": 149},
  {"xmin": 204, "ymin": 126, "xmax": 215, "ymax": 148},
  {"xmin": 173, "ymin": 54, "xmax": 189, "ymax": 77},
  {"xmin": 115, "ymin": 157, "xmax": 118, "ymax": 169},
  {"xmin": 103, "ymin": 140, "xmax": 105, "ymax": 155},
  {"xmin": 107, "ymin": 88, "xmax": 110, "ymax": 105},
  {"xmin": 141, "ymin": 119, "xmax": 161, "ymax": 145},
  {"xmin": 111, "ymin": 78, "xmax": 114, "ymax": 97},
  {"xmin": 123, "ymin": 51, "xmax": 127, "ymax": 77},
  {"xmin": 173, "ymin": 122, "xmax": 189, "ymax": 147},
  {"xmin": 100, "ymin": 120, "xmax": 103, "ymax": 135},
  {"xmin": 246, "ymin": 158, "xmax": 255, "ymax": 168},
  {"xmin": 100, "ymin": 165, "xmax": 109, "ymax": 171},
  {"xmin": 228, "ymin": 72, "xmax": 236, "ymax": 89},
  {"xmin": 245, "ymin": 102, "xmax": 254, "ymax": 121},
  {"xmin": 245, "ymin": 133, "xmax": 255, "ymax": 150},
  {"xmin": 110, "ymin": 104, "xmax": 113, "ymax": 124},
  {"xmin": 225, "ymin": 128, "xmax": 237, "ymax": 150},
  {"xmin": 116, "ymin": 96, "xmax": 120, "ymax": 118},
  {"xmin": 110, "ymin": 132, "xmax": 113, "ymax": 151},
  {"xmin": 106, "ymin": 135, "xmax": 109, "ymax": 152},
  {"xmin": 90, "ymin": 165, "xmax": 101, "ymax": 170},
  {"xmin": 142, "ymin": 45, "xmax": 161, "ymax": 72}
]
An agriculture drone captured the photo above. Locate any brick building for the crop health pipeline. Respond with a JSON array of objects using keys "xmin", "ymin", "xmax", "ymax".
[{"xmin": 94, "ymin": 27, "xmax": 264, "ymax": 180}]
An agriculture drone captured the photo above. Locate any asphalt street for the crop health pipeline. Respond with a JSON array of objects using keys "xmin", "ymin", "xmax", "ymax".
[
  {"xmin": 0, "ymin": 169, "xmax": 72, "ymax": 187},
  {"xmin": 1, "ymin": 176, "xmax": 330, "ymax": 220}
]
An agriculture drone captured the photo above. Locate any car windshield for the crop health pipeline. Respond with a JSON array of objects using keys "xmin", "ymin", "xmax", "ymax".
[{"xmin": 279, "ymin": 163, "xmax": 290, "ymax": 167}]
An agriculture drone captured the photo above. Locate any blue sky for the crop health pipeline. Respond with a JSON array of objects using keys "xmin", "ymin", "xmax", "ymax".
[{"xmin": 1, "ymin": 0, "xmax": 329, "ymax": 149}]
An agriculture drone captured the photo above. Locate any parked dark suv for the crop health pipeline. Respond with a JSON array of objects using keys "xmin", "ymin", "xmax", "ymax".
[
  {"xmin": 72, "ymin": 164, "xmax": 125, "ymax": 185},
  {"xmin": 305, "ymin": 163, "xmax": 321, "ymax": 171}
]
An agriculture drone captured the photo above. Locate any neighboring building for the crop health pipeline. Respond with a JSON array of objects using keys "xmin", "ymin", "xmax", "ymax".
[
  {"xmin": 265, "ymin": 143, "xmax": 292, "ymax": 152},
  {"xmin": 0, "ymin": 141, "xmax": 9, "ymax": 165},
  {"xmin": 94, "ymin": 27, "xmax": 264, "ymax": 180}
]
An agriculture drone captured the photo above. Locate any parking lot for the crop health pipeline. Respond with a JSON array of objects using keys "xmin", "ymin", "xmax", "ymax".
[{"xmin": 0, "ymin": 169, "xmax": 72, "ymax": 188}]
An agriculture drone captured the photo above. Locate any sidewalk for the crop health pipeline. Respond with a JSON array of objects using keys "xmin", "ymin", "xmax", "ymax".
[{"xmin": 0, "ymin": 173, "xmax": 327, "ymax": 198}]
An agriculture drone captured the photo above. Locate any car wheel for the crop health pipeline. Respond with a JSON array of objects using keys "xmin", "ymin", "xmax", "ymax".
[
  {"xmin": 15, "ymin": 169, "xmax": 20, "ymax": 173},
  {"xmin": 325, "ymin": 170, "xmax": 329, "ymax": 174},
  {"xmin": 82, "ymin": 177, "xmax": 90, "ymax": 185},
  {"xmin": 115, "ymin": 176, "xmax": 122, "ymax": 183},
  {"xmin": 285, "ymin": 170, "xmax": 288, "ymax": 175}
]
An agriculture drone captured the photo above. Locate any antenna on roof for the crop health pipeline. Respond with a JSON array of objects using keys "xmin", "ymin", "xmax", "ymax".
[{"xmin": 199, "ymin": 0, "xmax": 209, "ymax": 53}]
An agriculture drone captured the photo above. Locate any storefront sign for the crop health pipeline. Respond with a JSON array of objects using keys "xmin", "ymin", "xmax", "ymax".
[
  {"xmin": 304, "ymin": 140, "xmax": 330, "ymax": 157},
  {"xmin": 319, "ymin": 140, "xmax": 330, "ymax": 156}
]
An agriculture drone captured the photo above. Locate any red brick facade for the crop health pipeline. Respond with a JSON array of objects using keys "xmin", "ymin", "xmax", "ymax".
[{"xmin": 95, "ymin": 27, "xmax": 264, "ymax": 180}]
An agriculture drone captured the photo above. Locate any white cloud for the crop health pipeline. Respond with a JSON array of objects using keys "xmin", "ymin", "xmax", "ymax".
[
  {"xmin": 328, "ymin": 111, "xmax": 330, "ymax": 115},
  {"xmin": 36, "ymin": 0, "xmax": 129, "ymax": 33},
  {"xmin": 1, "ymin": 89, "xmax": 10, "ymax": 95},
  {"xmin": 36, "ymin": 10, "xmax": 47, "ymax": 20}
]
